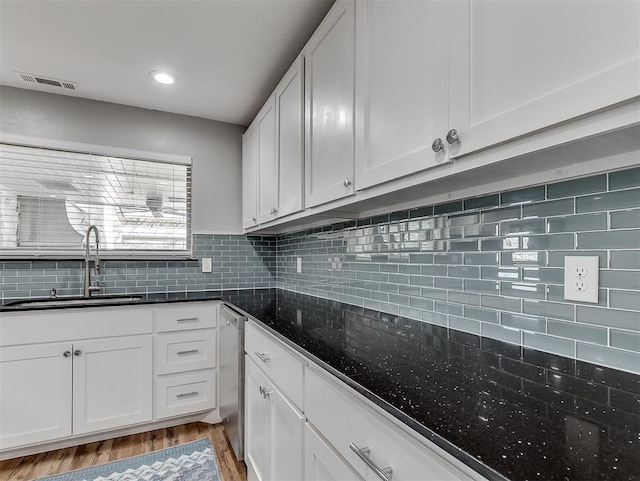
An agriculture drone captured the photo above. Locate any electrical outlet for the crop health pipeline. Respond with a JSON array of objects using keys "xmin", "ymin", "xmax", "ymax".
[
  {"xmin": 201, "ymin": 257, "xmax": 212, "ymax": 273},
  {"xmin": 564, "ymin": 256, "xmax": 599, "ymax": 303},
  {"xmin": 296, "ymin": 257, "xmax": 302, "ymax": 274}
]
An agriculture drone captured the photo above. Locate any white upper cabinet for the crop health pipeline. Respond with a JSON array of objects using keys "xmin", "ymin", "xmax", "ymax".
[
  {"xmin": 449, "ymin": 0, "xmax": 640, "ymax": 158},
  {"xmin": 242, "ymin": 122, "xmax": 259, "ymax": 229},
  {"xmin": 304, "ymin": 0, "xmax": 356, "ymax": 208},
  {"xmin": 354, "ymin": 0, "xmax": 450, "ymax": 190},
  {"xmin": 275, "ymin": 56, "xmax": 304, "ymax": 218},
  {"xmin": 256, "ymin": 96, "xmax": 278, "ymax": 224}
]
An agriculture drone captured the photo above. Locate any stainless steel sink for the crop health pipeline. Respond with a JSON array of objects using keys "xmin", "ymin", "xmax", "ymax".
[{"xmin": 4, "ymin": 296, "xmax": 143, "ymax": 308}]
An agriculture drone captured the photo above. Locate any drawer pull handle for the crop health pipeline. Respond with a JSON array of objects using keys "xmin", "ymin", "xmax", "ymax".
[
  {"xmin": 177, "ymin": 349, "xmax": 200, "ymax": 355},
  {"xmin": 255, "ymin": 351, "xmax": 270, "ymax": 363},
  {"xmin": 176, "ymin": 391, "xmax": 199, "ymax": 398},
  {"xmin": 349, "ymin": 443, "xmax": 393, "ymax": 481},
  {"xmin": 177, "ymin": 317, "xmax": 199, "ymax": 322}
]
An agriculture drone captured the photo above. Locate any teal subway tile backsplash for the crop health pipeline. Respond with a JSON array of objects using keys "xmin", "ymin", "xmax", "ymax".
[
  {"xmin": 2, "ymin": 166, "xmax": 639, "ymax": 374},
  {"xmin": 277, "ymin": 166, "xmax": 640, "ymax": 374},
  {"xmin": 610, "ymin": 209, "xmax": 640, "ymax": 229},
  {"xmin": 609, "ymin": 166, "xmax": 640, "ymax": 190},
  {"xmin": 0, "ymin": 234, "xmax": 276, "ymax": 300},
  {"xmin": 576, "ymin": 188, "xmax": 640, "ymax": 213},
  {"xmin": 547, "ymin": 174, "xmax": 607, "ymax": 198}
]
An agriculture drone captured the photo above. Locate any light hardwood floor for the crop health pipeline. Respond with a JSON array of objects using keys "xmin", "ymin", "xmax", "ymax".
[{"xmin": 0, "ymin": 422, "xmax": 247, "ymax": 481}]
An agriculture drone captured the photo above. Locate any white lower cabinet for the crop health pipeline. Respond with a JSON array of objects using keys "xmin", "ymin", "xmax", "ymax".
[
  {"xmin": 156, "ymin": 370, "xmax": 216, "ymax": 420},
  {"xmin": 305, "ymin": 423, "xmax": 363, "ymax": 481},
  {"xmin": 245, "ymin": 356, "xmax": 304, "ymax": 481},
  {"xmin": 0, "ymin": 301, "xmax": 220, "ymax": 455},
  {"xmin": 153, "ymin": 302, "xmax": 218, "ymax": 421},
  {"xmin": 0, "ymin": 335, "xmax": 152, "ymax": 449},
  {"xmin": 244, "ymin": 321, "xmax": 486, "ymax": 481},
  {"xmin": 0, "ymin": 342, "xmax": 72, "ymax": 449},
  {"xmin": 305, "ymin": 367, "xmax": 482, "ymax": 481},
  {"xmin": 73, "ymin": 336, "xmax": 153, "ymax": 435}
]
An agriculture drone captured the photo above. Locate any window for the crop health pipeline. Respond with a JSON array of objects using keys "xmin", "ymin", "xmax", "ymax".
[{"xmin": 0, "ymin": 142, "xmax": 191, "ymax": 257}]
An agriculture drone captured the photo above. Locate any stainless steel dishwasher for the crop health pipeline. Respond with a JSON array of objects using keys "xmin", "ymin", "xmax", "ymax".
[{"xmin": 219, "ymin": 303, "xmax": 246, "ymax": 461}]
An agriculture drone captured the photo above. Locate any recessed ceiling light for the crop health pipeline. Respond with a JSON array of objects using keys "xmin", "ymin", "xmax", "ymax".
[{"xmin": 149, "ymin": 70, "xmax": 177, "ymax": 85}]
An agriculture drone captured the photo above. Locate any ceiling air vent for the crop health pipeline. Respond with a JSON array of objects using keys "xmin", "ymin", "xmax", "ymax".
[{"xmin": 16, "ymin": 72, "xmax": 78, "ymax": 90}]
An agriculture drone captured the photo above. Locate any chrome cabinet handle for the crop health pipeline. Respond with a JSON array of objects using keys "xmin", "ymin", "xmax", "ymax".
[
  {"xmin": 271, "ymin": 208, "xmax": 278, "ymax": 215},
  {"xmin": 63, "ymin": 351, "xmax": 71, "ymax": 358},
  {"xmin": 73, "ymin": 349, "xmax": 82, "ymax": 357},
  {"xmin": 255, "ymin": 351, "xmax": 270, "ymax": 363},
  {"xmin": 259, "ymin": 386, "xmax": 272, "ymax": 399},
  {"xmin": 431, "ymin": 138, "xmax": 444, "ymax": 152},
  {"xmin": 177, "ymin": 349, "xmax": 199, "ymax": 355},
  {"xmin": 252, "ymin": 217, "xmax": 257, "ymax": 223},
  {"xmin": 176, "ymin": 317, "xmax": 199, "ymax": 323},
  {"xmin": 446, "ymin": 128, "xmax": 460, "ymax": 144},
  {"xmin": 349, "ymin": 444, "xmax": 393, "ymax": 481},
  {"xmin": 343, "ymin": 178, "xmax": 352, "ymax": 188},
  {"xmin": 176, "ymin": 391, "xmax": 199, "ymax": 398}
]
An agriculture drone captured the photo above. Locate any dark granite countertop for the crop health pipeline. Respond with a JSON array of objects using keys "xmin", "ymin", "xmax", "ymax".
[
  {"xmin": 3, "ymin": 288, "xmax": 639, "ymax": 480},
  {"xmin": 0, "ymin": 291, "xmax": 227, "ymax": 312},
  {"xmin": 224, "ymin": 289, "xmax": 640, "ymax": 481}
]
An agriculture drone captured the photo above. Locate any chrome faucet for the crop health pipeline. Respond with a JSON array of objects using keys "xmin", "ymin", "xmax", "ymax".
[{"xmin": 84, "ymin": 225, "xmax": 101, "ymax": 297}]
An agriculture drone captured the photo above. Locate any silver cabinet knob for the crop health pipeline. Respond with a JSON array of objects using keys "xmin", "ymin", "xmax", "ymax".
[
  {"xmin": 343, "ymin": 178, "xmax": 352, "ymax": 188},
  {"xmin": 252, "ymin": 217, "xmax": 257, "ymax": 224},
  {"xmin": 73, "ymin": 349, "xmax": 81, "ymax": 357},
  {"xmin": 63, "ymin": 351, "xmax": 71, "ymax": 358},
  {"xmin": 432, "ymin": 138, "xmax": 444, "ymax": 152},
  {"xmin": 271, "ymin": 208, "xmax": 278, "ymax": 215},
  {"xmin": 446, "ymin": 129, "xmax": 459, "ymax": 144}
]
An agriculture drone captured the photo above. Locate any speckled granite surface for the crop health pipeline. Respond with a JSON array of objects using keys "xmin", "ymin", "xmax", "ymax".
[
  {"xmin": 225, "ymin": 289, "xmax": 640, "ymax": 481},
  {"xmin": 4, "ymin": 288, "xmax": 639, "ymax": 480}
]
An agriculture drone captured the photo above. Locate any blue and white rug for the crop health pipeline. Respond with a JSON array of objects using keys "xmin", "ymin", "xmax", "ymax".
[{"xmin": 36, "ymin": 438, "xmax": 220, "ymax": 481}]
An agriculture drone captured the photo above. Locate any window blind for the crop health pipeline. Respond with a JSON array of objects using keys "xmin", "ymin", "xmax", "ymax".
[{"xmin": 0, "ymin": 143, "xmax": 191, "ymax": 257}]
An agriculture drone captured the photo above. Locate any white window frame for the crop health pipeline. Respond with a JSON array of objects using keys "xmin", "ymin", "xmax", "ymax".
[{"xmin": 0, "ymin": 133, "xmax": 193, "ymax": 259}]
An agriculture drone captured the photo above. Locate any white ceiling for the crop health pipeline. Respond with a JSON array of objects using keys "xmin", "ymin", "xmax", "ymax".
[{"xmin": 0, "ymin": 0, "xmax": 334, "ymax": 126}]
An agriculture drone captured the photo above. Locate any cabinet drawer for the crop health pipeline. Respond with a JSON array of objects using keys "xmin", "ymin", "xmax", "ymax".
[
  {"xmin": 155, "ymin": 304, "xmax": 217, "ymax": 332},
  {"xmin": 156, "ymin": 370, "xmax": 216, "ymax": 420},
  {"xmin": 156, "ymin": 330, "xmax": 216, "ymax": 375},
  {"xmin": 245, "ymin": 322, "xmax": 304, "ymax": 410},
  {"xmin": 305, "ymin": 367, "xmax": 482, "ymax": 481}
]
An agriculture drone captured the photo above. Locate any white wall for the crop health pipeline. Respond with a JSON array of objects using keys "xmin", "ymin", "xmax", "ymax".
[{"xmin": 0, "ymin": 86, "xmax": 245, "ymax": 234}]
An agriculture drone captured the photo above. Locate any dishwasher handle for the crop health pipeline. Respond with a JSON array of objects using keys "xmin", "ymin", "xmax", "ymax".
[{"xmin": 221, "ymin": 304, "xmax": 246, "ymax": 328}]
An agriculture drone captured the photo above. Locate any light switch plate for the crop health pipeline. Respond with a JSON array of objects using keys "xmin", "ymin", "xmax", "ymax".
[
  {"xmin": 564, "ymin": 256, "xmax": 599, "ymax": 303},
  {"xmin": 201, "ymin": 257, "xmax": 212, "ymax": 273}
]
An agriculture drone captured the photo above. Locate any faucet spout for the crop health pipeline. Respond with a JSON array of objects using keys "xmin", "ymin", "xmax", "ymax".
[{"xmin": 84, "ymin": 225, "xmax": 101, "ymax": 298}]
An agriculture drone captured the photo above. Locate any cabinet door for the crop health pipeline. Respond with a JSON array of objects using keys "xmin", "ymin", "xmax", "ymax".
[
  {"xmin": 245, "ymin": 356, "xmax": 271, "ymax": 481},
  {"xmin": 305, "ymin": 423, "xmax": 363, "ymax": 481},
  {"xmin": 354, "ymin": 0, "xmax": 450, "ymax": 190},
  {"xmin": 242, "ymin": 122, "xmax": 259, "ymax": 229},
  {"xmin": 269, "ymin": 377, "xmax": 305, "ymax": 481},
  {"xmin": 275, "ymin": 55, "xmax": 304, "ymax": 218},
  {"xmin": 73, "ymin": 336, "xmax": 152, "ymax": 435},
  {"xmin": 245, "ymin": 356, "xmax": 304, "ymax": 481},
  {"xmin": 0, "ymin": 343, "xmax": 72, "ymax": 449},
  {"xmin": 305, "ymin": 0, "xmax": 356, "ymax": 208},
  {"xmin": 450, "ymin": 0, "xmax": 640, "ymax": 158},
  {"xmin": 257, "ymin": 96, "xmax": 278, "ymax": 223}
]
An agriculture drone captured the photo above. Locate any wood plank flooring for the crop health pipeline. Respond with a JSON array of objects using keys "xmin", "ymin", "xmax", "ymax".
[{"xmin": 0, "ymin": 422, "xmax": 247, "ymax": 481}]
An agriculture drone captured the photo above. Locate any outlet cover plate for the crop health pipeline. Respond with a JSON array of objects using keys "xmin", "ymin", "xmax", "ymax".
[
  {"xmin": 201, "ymin": 257, "xmax": 212, "ymax": 273},
  {"xmin": 564, "ymin": 256, "xmax": 599, "ymax": 303}
]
